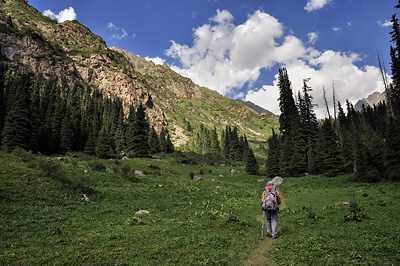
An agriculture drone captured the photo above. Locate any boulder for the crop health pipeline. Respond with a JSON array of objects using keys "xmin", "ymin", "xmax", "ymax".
[
  {"xmin": 272, "ymin": 176, "xmax": 284, "ymax": 185},
  {"xmin": 134, "ymin": 170, "xmax": 145, "ymax": 177},
  {"xmin": 135, "ymin": 210, "xmax": 150, "ymax": 215},
  {"xmin": 193, "ymin": 176, "xmax": 202, "ymax": 181}
]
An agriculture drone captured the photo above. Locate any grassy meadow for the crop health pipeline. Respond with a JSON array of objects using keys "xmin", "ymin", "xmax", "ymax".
[{"xmin": 1, "ymin": 150, "xmax": 399, "ymax": 265}]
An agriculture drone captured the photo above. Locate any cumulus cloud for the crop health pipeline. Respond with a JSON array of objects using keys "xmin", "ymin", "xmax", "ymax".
[
  {"xmin": 43, "ymin": 7, "xmax": 77, "ymax": 23},
  {"xmin": 304, "ymin": 0, "xmax": 332, "ymax": 12},
  {"xmin": 107, "ymin": 22, "xmax": 129, "ymax": 40},
  {"xmin": 166, "ymin": 10, "xmax": 304, "ymax": 95},
  {"xmin": 145, "ymin": 56, "xmax": 166, "ymax": 65},
  {"xmin": 166, "ymin": 9, "xmax": 385, "ymax": 118},
  {"xmin": 378, "ymin": 20, "xmax": 393, "ymax": 27}
]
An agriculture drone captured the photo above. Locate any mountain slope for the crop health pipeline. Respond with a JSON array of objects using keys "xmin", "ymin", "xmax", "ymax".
[{"xmin": 0, "ymin": 0, "xmax": 278, "ymax": 152}]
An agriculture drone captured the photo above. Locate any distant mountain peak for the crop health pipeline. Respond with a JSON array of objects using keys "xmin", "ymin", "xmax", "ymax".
[
  {"xmin": 355, "ymin": 91, "xmax": 386, "ymax": 111},
  {"xmin": 236, "ymin": 99, "xmax": 278, "ymax": 117}
]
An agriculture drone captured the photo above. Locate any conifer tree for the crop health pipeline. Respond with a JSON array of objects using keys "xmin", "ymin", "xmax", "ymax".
[
  {"xmin": 148, "ymin": 126, "xmax": 161, "ymax": 154},
  {"xmin": 159, "ymin": 131, "xmax": 167, "ymax": 153},
  {"xmin": 299, "ymin": 79, "xmax": 318, "ymax": 173},
  {"xmin": 210, "ymin": 127, "xmax": 220, "ymax": 156},
  {"xmin": 1, "ymin": 74, "xmax": 31, "ymax": 151},
  {"xmin": 320, "ymin": 119, "xmax": 342, "ymax": 177},
  {"xmin": 165, "ymin": 134, "xmax": 174, "ymax": 153},
  {"xmin": 114, "ymin": 123, "xmax": 126, "ymax": 154},
  {"xmin": 127, "ymin": 103, "xmax": 150, "ymax": 157},
  {"xmin": 60, "ymin": 110, "xmax": 75, "ymax": 152},
  {"xmin": 96, "ymin": 125, "xmax": 113, "ymax": 158},
  {"xmin": 245, "ymin": 148, "xmax": 259, "ymax": 175},
  {"xmin": 266, "ymin": 129, "xmax": 280, "ymax": 177},
  {"xmin": 385, "ymin": 117, "xmax": 400, "ymax": 180}
]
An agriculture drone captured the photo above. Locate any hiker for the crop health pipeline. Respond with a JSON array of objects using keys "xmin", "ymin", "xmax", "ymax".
[{"xmin": 261, "ymin": 181, "xmax": 281, "ymax": 239}]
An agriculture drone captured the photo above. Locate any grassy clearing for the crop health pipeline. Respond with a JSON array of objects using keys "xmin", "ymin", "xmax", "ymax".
[
  {"xmin": 0, "ymin": 152, "xmax": 263, "ymax": 265},
  {"xmin": 1, "ymin": 152, "xmax": 399, "ymax": 265},
  {"xmin": 271, "ymin": 175, "xmax": 400, "ymax": 266}
]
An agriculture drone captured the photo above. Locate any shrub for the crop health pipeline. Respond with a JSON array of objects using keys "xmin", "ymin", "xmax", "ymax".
[
  {"xmin": 117, "ymin": 165, "xmax": 138, "ymax": 182},
  {"xmin": 36, "ymin": 157, "xmax": 65, "ymax": 180},
  {"xmin": 189, "ymin": 172, "xmax": 195, "ymax": 179},
  {"xmin": 89, "ymin": 162, "xmax": 107, "ymax": 172},
  {"xmin": 12, "ymin": 147, "xmax": 35, "ymax": 163}
]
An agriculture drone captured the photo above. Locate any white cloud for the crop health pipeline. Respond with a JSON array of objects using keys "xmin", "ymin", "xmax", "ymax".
[
  {"xmin": 246, "ymin": 51, "xmax": 386, "ymax": 118},
  {"xmin": 304, "ymin": 0, "xmax": 332, "ymax": 12},
  {"xmin": 166, "ymin": 10, "xmax": 305, "ymax": 95},
  {"xmin": 307, "ymin": 32, "xmax": 318, "ymax": 45},
  {"xmin": 144, "ymin": 56, "xmax": 166, "ymax": 65},
  {"xmin": 332, "ymin": 27, "xmax": 341, "ymax": 31},
  {"xmin": 166, "ymin": 9, "xmax": 386, "ymax": 118},
  {"xmin": 43, "ymin": 7, "xmax": 77, "ymax": 23},
  {"xmin": 107, "ymin": 22, "xmax": 129, "ymax": 40},
  {"xmin": 378, "ymin": 20, "xmax": 393, "ymax": 27}
]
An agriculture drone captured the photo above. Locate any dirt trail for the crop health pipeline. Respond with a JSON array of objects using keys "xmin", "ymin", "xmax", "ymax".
[{"xmin": 243, "ymin": 194, "xmax": 286, "ymax": 266}]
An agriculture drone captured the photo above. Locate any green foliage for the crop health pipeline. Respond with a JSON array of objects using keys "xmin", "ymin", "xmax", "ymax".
[{"xmin": 88, "ymin": 161, "xmax": 106, "ymax": 172}]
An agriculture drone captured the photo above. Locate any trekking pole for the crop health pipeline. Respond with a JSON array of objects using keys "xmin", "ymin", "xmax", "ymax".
[
  {"xmin": 278, "ymin": 209, "xmax": 280, "ymax": 236},
  {"xmin": 261, "ymin": 211, "xmax": 265, "ymax": 240}
]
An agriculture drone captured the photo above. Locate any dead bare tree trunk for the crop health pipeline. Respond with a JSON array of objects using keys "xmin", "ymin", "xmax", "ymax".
[
  {"xmin": 378, "ymin": 50, "xmax": 395, "ymax": 120},
  {"xmin": 323, "ymin": 86, "xmax": 331, "ymax": 120}
]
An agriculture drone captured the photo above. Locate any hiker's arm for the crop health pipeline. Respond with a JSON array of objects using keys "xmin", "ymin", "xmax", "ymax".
[{"xmin": 277, "ymin": 191, "xmax": 281, "ymax": 204}]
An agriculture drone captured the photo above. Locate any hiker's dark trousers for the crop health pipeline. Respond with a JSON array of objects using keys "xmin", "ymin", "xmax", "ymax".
[{"xmin": 265, "ymin": 210, "xmax": 278, "ymax": 238}]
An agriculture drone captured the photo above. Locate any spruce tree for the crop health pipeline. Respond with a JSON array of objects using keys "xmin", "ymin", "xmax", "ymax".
[
  {"xmin": 96, "ymin": 125, "xmax": 113, "ymax": 159},
  {"xmin": 299, "ymin": 80, "xmax": 318, "ymax": 174},
  {"xmin": 1, "ymin": 74, "xmax": 31, "ymax": 151},
  {"xmin": 320, "ymin": 119, "xmax": 343, "ymax": 177},
  {"xmin": 245, "ymin": 148, "xmax": 259, "ymax": 175},
  {"xmin": 210, "ymin": 127, "xmax": 220, "ymax": 156},
  {"xmin": 385, "ymin": 117, "xmax": 400, "ymax": 180},
  {"xmin": 128, "ymin": 103, "xmax": 150, "ymax": 157},
  {"xmin": 148, "ymin": 126, "xmax": 161, "ymax": 154},
  {"xmin": 266, "ymin": 129, "xmax": 280, "ymax": 177}
]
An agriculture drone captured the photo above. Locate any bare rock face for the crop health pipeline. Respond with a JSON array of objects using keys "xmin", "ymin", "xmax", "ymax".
[{"xmin": 0, "ymin": 33, "xmax": 78, "ymax": 86}]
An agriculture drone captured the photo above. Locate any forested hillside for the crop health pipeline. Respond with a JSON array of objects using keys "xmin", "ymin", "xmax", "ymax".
[{"xmin": 0, "ymin": 0, "xmax": 278, "ymax": 162}]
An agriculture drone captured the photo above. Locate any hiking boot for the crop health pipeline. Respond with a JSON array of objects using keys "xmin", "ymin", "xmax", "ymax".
[
  {"xmin": 267, "ymin": 233, "xmax": 272, "ymax": 238},
  {"xmin": 272, "ymin": 235, "xmax": 277, "ymax": 239}
]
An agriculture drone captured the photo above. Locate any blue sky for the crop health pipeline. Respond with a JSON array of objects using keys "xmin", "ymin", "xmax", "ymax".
[{"xmin": 30, "ymin": 0, "xmax": 396, "ymax": 117}]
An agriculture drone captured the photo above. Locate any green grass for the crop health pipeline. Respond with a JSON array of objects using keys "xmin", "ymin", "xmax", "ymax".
[
  {"xmin": 1, "ymin": 152, "xmax": 399, "ymax": 265},
  {"xmin": 0, "ymin": 152, "xmax": 262, "ymax": 265},
  {"xmin": 272, "ymin": 175, "xmax": 400, "ymax": 265}
]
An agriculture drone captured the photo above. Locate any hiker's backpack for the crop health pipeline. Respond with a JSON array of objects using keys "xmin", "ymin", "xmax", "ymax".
[{"xmin": 262, "ymin": 187, "xmax": 278, "ymax": 211}]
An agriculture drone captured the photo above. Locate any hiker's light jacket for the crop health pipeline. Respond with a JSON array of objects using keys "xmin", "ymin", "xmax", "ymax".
[{"xmin": 261, "ymin": 185, "xmax": 281, "ymax": 207}]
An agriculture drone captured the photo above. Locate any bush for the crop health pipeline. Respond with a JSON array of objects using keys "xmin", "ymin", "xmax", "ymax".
[
  {"xmin": 116, "ymin": 165, "xmax": 138, "ymax": 182},
  {"xmin": 12, "ymin": 147, "xmax": 36, "ymax": 163},
  {"xmin": 36, "ymin": 157, "xmax": 65, "ymax": 180},
  {"xmin": 89, "ymin": 162, "xmax": 107, "ymax": 172}
]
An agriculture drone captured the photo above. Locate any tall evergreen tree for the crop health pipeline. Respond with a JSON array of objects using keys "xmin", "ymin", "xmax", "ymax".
[
  {"xmin": 1, "ymin": 73, "xmax": 31, "ymax": 151},
  {"xmin": 127, "ymin": 103, "xmax": 150, "ymax": 157},
  {"xmin": 299, "ymin": 79, "xmax": 318, "ymax": 173},
  {"xmin": 245, "ymin": 148, "xmax": 259, "ymax": 175},
  {"xmin": 320, "ymin": 119, "xmax": 342, "ymax": 177},
  {"xmin": 266, "ymin": 129, "xmax": 280, "ymax": 177},
  {"xmin": 148, "ymin": 126, "xmax": 161, "ymax": 154},
  {"xmin": 385, "ymin": 117, "xmax": 400, "ymax": 180}
]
